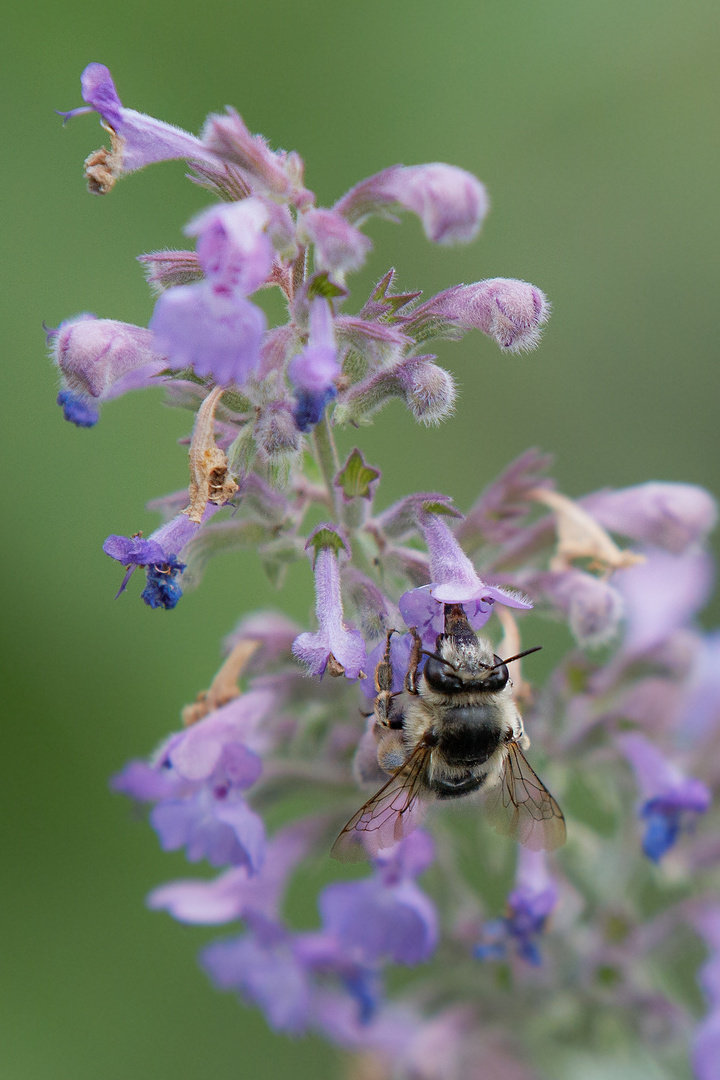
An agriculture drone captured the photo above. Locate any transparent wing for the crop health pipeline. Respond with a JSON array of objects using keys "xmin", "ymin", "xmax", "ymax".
[
  {"xmin": 483, "ymin": 741, "xmax": 566, "ymax": 852},
  {"xmin": 331, "ymin": 740, "xmax": 433, "ymax": 862}
]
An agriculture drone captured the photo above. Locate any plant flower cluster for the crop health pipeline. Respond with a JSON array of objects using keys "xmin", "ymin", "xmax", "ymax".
[{"xmin": 51, "ymin": 65, "xmax": 720, "ymax": 1080}]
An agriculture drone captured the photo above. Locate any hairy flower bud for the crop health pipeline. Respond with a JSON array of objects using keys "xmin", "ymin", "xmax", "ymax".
[
  {"xmin": 335, "ymin": 163, "xmax": 488, "ymax": 245},
  {"xmin": 395, "ymin": 356, "xmax": 456, "ymax": 425},
  {"xmin": 254, "ymin": 402, "xmax": 301, "ymax": 459},
  {"xmin": 299, "ymin": 208, "xmax": 372, "ymax": 276},
  {"xmin": 425, "ymin": 278, "xmax": 550, "ymax": 353}
]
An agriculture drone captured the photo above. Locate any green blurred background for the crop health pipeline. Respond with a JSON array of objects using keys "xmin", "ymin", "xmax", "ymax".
[{"xmin": 3, "ymin": 0, "xmax": 719, "ymax": 1077}]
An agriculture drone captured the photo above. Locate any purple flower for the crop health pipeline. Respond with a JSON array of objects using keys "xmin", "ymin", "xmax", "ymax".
[
  {"xmin": 165, "ymin": 687, "xmax": 278, "ymax": 777},
  {"xmin": 49, "ymin": 314, "xmax": 169, "ymax": 425},
  {"xmin": 102, "ymin": 533, "xmax": 186, "ymax": 608},
  {"xmin": 299, "ymin": 207, "xmax": 372, "ymax": 276},
  {"xmin": 580, "ymin": 482, "xmax": 717, "ymax": 555},
  {"xmin": 202, "ymin": 917, "xmax": 382, "ymax": 1034},
  {"xmin": 617, "ymin": 732, "xmax": 711, "ymax": 861},
  {"xmin": 115, "ymin": 729, "xmax": 266, "ymax": 871},
  {"xmin": 475, "ymin": 849, "xmax": 558, "ymax": 965},
  {"xmin": 103, "ymin": 505, "xmax": 225, "ymax": 608},
  {"xmin": 319, "ymin": 832, "xmax": 438, "ymax": 965},
  {"xmin": 59, "ymin": 64, "xmax": 218, "ymax": 190},
  {"xmin": 396, "ymin": 511, "xmax": 531, "ymax": 647},
  {"xmin": 150, "ymin": 200, "xmax": 273, "ymax": 387},
  {"xmin": 615, "ymin": 547, "xmax": 714, "ymax": 656},
  {"xmin": 336, "ymin": 163, "xmax": 489, "ymax": 245},
  {"xmin": 288, "ymin": 298, "xmax": 341, "ymax": 431},
  {"xmin": 419, "ymin": 279, "xmax": 550, "ymax": 353},
  {"xmin": 150, "ymin": 281, "xmax": 267, "ymax": 387},
  {"xmin": 190, "ymin": 199, "xmax": 275, "ymax": 296},
  {"xmin": 151, "ymin": 778, "xmax": 264, "ymax": 870},
  {"xmin": 202, "ymin": 925, "xmax": 314, "ymax": 1034},
  {"xmin": 148, "ymin": 818, "xmax": 321, "ymax": 925},
  {"xmin": 292, "ymin": 527, "xmax": 368, "ymax": 680}
]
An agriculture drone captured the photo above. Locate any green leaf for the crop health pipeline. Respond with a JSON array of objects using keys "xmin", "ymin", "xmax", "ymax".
[
  {"xmin": 334, "ymin": 448, "xmax": 381, "ymax": 502},
  {"xmin": 307, "ymin": 272, "xmax": 348, "ymax": 301}
]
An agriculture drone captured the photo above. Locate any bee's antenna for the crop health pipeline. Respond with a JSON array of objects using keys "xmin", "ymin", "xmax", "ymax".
[
  {"xmin": 420, "ymin": 649, "xmax": 457, "ymax": 671},
  {"xmin": 489, "ymin": 645, "xmax": 542, "ymax": 672}
]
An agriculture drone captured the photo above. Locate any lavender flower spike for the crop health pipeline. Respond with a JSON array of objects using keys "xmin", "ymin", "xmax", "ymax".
[
  {"xmin": 292, "ymin": 526, "xmax": 367, "ymax": 680},
  {"xmin": 423, "ymin": 279, "xmax": 551, "ymax": 353},
  {"xmin": 617, "ymin": 732, "xmax": 711, "ymax": 861},
  {"xmin": 335, "ymin": 163, "xmax": 489, "ymax": 245},
  {"xmin": 60, "ymin": 63, "xmax": 218, "ymax": 192}
]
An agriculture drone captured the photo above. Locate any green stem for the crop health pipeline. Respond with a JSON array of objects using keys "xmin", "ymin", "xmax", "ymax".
[{"xmin": 311, "ymin": 414, "xmax": 341, "ymax": 520}]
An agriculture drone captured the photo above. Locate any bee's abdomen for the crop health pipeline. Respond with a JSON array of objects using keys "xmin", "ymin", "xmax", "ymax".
[{"xmin": 436, "ymin": 706, "xmax": 502, "ymax": 766}]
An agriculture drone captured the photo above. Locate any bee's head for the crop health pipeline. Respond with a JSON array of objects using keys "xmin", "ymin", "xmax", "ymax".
[
  {"xmin": 421, "ymin": 603, "xmax": 540, "ymax": 696},
  {"xmin": 423, "ymin": 645, "xmax": 509, "ymax": 696}
]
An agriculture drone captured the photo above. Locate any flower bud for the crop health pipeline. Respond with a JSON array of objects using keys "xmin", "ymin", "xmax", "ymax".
[
  {"xmin": 335, "ymin": 163, "xmax": 488, "ymax": 245},
  {"xmin": 395, "ymin": 356, "xmax": 456, "ymax": 425},
  {"xmin": 59, "ymin": 64, "xmax": 218, "ymax": 191},
  {"xmin": 202, "ymin": 108, "xmax": 312, "ymax": 206},
  {"xmin": 427, "ymin": 278, "xmax": 550, "ymax": 353},
  {"xmin": 299, "ymin": 208, "xmax": 372, "ymax": 276},
  {"xmin": 255, "ymin": 402, "xmax": 301, "ymax": 459}
]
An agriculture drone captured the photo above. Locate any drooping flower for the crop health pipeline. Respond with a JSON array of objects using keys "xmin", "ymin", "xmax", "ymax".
[
  {"xmin": 398, "ymin": 510, "xmax": 532, "ymax": 647},
  {"xmin": 49, "ymin": 314, "xmax": 169, "ymax": 426},
  {"xmin": 416, "ymin": 278, "xmax": 551, "ymax": 353},
  {"xmin": 617, "ymin": 732, "xmax": 711, "ymax": 861},
  {"xmin": 335, "ymin": 163, "xmax": 489, "ymax": 245},
  {"xmin": 299, "ymin": 207, "xmax": 372, "ymax": 277},
  {"xmin": 59, "ymin": 63, "xmax": 219, "ymax": 192},
  {"xmin": 475, "ymin": 848, "xmax": 559, "ymax": 965},
  {"xmin": 102, "ymin": 504, "xmax": 222, "ymax": 608}
]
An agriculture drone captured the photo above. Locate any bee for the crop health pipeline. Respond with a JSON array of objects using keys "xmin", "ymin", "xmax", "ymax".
[{"xmin": 332, "ymin": 603, "xmax": 565, "ymax": 861}]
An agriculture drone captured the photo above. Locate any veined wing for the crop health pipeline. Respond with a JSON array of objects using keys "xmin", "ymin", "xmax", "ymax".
[
  {"xmin": 483, "ymin": 741, "xmax": 566, "ymax": 852},
  {"xmin": 331, "ymin": 740, "xmax": 433, "ymax": 862}
]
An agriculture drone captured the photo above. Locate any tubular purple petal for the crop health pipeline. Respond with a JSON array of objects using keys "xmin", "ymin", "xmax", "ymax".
[
  {"xmin": 63, "ymin": 63, "xmax": 219, "ymax": 178},
  {"xmin": 292, "ymin": 546, "xmax": 367, "ymax": 680}
]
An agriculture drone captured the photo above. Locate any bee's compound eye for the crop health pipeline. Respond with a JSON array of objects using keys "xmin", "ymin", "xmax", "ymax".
[{"xmin": 424, "ymin": 656, "xmax": 463, "ymax": 694}]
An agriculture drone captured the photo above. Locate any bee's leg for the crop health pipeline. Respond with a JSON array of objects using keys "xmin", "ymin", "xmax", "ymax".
[
  {"xmin": 373, "ymin": 629, "xmax": 396, "ymax": 727},
  {"xmin": 404, "ymin": 627, "xmax": 423, "ymax": 695}
]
